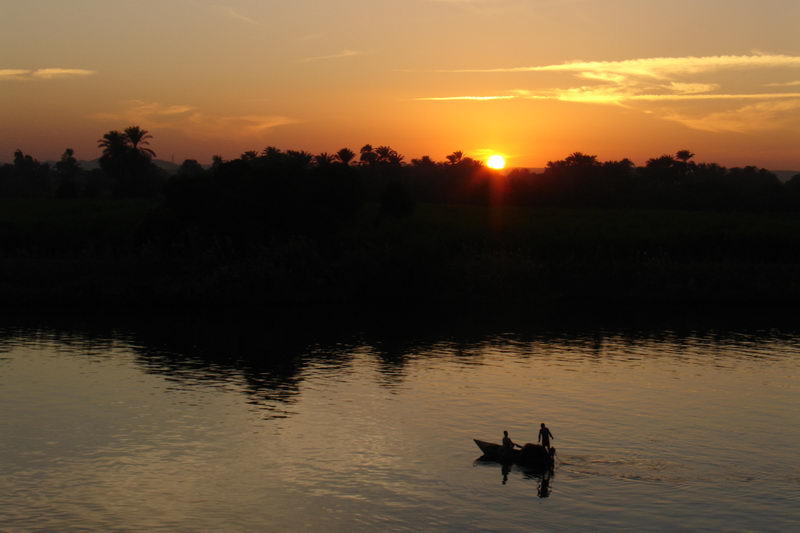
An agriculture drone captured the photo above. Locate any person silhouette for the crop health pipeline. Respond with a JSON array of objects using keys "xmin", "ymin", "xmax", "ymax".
[
  {"xmin": 538, "ymin": 423, "xmax": 554, "ymax": 451},
  {"xmin": 502, "ymin": 430, "xmax": 522, "ymax": 451}
]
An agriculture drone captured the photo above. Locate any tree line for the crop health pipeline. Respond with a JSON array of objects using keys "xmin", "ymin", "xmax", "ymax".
[{"xmin": 3, "ymin": 128, "xmax": 800, "ymax": 218}]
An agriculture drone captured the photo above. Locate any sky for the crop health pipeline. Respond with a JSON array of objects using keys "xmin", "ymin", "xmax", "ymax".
[{"xmin": 2, "ymin": 0, "xmax": 800, "ymax": 168}]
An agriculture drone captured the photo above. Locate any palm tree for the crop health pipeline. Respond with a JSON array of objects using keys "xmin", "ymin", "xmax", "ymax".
[
  {"xmin": 411, "ymin": 155, "xmax": 435, "ymax": 168},
  {"xmin": 55, "ymin": 148, "xmax": 80, "ymax": 178},
  {"xmin": 675, "ymin": 150, "xmax": 695, "ymax": 164},
  {"xmin": 675, "ymin": 150, "xmax": 695, "ymax": 177},
  {"xmin": 336, "ymin": 148, "xmax": 355, "ymax": 166},
  {"xmin": 446, "ymin": 151, "xmax": 463, "ymax": 166},
  {"xmin": 262, "ymin": 146, "xmax": 282, "ymax": 160},
  {"xmin": 124, "ymin": 126, "xmax": 156, "ymax": 158},
  {"xmin": 359, "ymin": 144, "xmax": 377, "ymax": 166},
  {"xmin": 314, "ymin": 153, "xmax": 336, "ymax": 166},
  {"xmin": 286, "ymin": 150, "xmax": 313, "ymax": 169},
  {"xmin": 375, "ymin": 146, "xmax": 403, "ymax": 165},
  {"xmin": 564, "ymin": 152, "xmax": 599, "ymax": 167},
  {"xmin": 98, "ymin": 130, "xmax": 129, "ymax": 158}
]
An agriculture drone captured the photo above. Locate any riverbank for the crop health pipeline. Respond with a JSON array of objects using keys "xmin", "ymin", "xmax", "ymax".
[{"xmin": 2, "ymin": 199, "xmax": 800, "ymax": 309}]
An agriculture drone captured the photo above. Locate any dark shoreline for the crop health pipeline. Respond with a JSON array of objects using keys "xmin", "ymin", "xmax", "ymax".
[{"xmin": 2, "ymin": 199, "xmax": 800, "ymax": 311}]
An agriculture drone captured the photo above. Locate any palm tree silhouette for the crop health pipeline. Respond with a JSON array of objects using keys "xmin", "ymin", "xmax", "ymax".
[
  {"xmin": 375, "ymin": 146, "xmax": 403, "ymax": 165},
  {"xmin": 124, "ymin": 126, "xmax": 156, "ymax": 158},
  {"xmin": 336, "ymin": 148, "xmax": 355, "ymax": 166},
  {"xmin": 446, "ymin": 151, "xmax": 463, "ymax": 166},
  {"xmin": 56, "ymin": 148, "xmax": 80, "ymax": 176},
  {"xmin": 314, "ymin": 153, "xmax": 335, "ymax": 166},
  {"xmin": 360, "ymin": 144, "xmax": 377, "ymax": 166},
  {"xmin": 98, "ymin": 130, "xmax": 129, "ymax": 158},
  {"xmin": 675, "ymin": 150, "xmax": 695, "ymax": 164},
  {"xmin": 262, "ymin": 146, "xmax": 282, "ymax": 160}
]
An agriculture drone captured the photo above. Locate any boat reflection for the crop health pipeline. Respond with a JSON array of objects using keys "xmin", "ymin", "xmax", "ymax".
[{"xmin": 474, "ymin": 457, "xmax": 555, "ymax": 497}]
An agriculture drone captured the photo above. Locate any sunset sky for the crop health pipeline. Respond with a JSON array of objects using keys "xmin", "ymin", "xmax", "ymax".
[{"xmin": 2, "ymin": 0, "xmax": 799, "ymax": 168}]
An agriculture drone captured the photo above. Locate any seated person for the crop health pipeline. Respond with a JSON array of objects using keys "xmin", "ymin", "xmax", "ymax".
[{"xmin": 502, "ymin": 430, "xmax": 522, "ymax": 450}]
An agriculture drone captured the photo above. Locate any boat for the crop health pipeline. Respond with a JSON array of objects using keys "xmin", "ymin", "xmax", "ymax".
[{"xmin": 474, "ymin": 439, "xmax": 555, "ymax": 469}]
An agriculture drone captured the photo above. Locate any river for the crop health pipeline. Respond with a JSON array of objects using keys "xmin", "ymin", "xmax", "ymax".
[{"xmin": 1, "ymin": 313, "xmax": 798, "ymax": 532}]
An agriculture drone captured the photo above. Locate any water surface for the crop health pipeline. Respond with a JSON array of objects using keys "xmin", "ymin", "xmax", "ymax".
[{"xmin": 1, "ymin": 316, "xmax": 798, "ymax": 532}]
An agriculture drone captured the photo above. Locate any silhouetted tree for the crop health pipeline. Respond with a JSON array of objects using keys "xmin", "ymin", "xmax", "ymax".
[
  {"xmin": 124, "ymin": 126, "xmax": 156, "ymax": 159},
  {"xmin": 446, "ymin": 151, "xmax": 464, "ymax": 166},
  {"xmin": 98, "ymin": 131, "xmax": 129, "ymax": 160},
  {"xmin": 177, "ymin": 159, "xmax": 205, "ymax": 180},
  {"xmin": 286, "ymin": 150, "xmax": 313, "ymax": 169},
  {"xmin": 55, "ymin": 148, "xmax": 81, "ymax": 197},
  {"xmin": 336, "ymin": 148, "xmax": 355, "ymax": 166},
  {"xmin": 411, "ymin": 155, "xmax": 435, "ymax": 168},
  {"xmin": 375, "ymin": 146, "xmax": 404, "ymax": 166},
  {"xmin": 1, "ymin": 149, "xmax": 52, "ymax": 196},
  {"xmin": 262, "ymin": 146, "xmax": 281, "ymax": 159},
  {"xmin": 98, "ymin": 127, "xmax": 161, "ymax": 197},
  {"xmin": 314, "ymin": 153, "xmax": 335, "ymax": 167},
  {"xmin": 360, "ymin": 144, "xmax": 377, "ymax": 166}
]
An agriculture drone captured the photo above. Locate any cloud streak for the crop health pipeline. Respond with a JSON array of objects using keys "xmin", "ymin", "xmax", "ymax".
[
  {"xmin": 0, "ymin": 68, "xmax": 96, "ymax": 80},
  {"xmin": 418, "ymin": 54, "xmax": 800, "ymax": 131},
  {"xmin": 440, "ymin": 54, "xmax": 800, "ymax": 78},
  {"xmin": 91, "ymin": 100, "xmax": 299, "ymax": 139},
  {"xmin": 212, "ymin": 5, "xmax": 261, "ymax": 26},
  {"xmin": 765, "ymin": 80, "xmax": 800, "ymax": 87},
  {"xmin": 416, "ymin": 95, "xmax": 517, "ymax": 101},
  {"xmin": 662, "ymin": 99, "xmax": 800, "ymax": 133},
  {"xmin": 299, "ymin": 50, "xmax": 370, "ymax": 63}
]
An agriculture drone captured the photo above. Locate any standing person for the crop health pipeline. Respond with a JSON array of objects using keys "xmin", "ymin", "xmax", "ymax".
[{"xmin": 538, "ymin": 423, "xmax": 554, "ymax": 451}]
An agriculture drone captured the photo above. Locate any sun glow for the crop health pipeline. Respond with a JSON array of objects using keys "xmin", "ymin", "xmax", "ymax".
[{"xmin": 487, "ymin": 155, "xmax": 506, "ymax": 170}]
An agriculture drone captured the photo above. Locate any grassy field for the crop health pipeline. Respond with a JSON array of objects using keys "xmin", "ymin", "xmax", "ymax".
[{"xmin": 1, "ymin": 199, "xmax": 799, "ymax": 308}]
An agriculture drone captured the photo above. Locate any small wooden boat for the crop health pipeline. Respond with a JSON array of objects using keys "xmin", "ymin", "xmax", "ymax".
[{"xmin": 474, "ymin": 439, "xmax": 554, "ymax": 469}]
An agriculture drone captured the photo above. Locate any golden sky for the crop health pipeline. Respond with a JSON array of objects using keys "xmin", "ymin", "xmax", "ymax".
[{"xmin": 2, "ymin": 0, "xmax": 799, "ymax": 168}]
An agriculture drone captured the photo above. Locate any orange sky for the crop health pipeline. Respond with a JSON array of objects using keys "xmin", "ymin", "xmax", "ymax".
[{"xmin": 2, "ymin": 0, "xmax": 799, "ymax": 168}]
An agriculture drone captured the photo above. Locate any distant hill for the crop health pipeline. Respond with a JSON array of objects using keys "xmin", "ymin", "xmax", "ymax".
[{"xmin": 773, "ymin": 170, "xmax": 799, "ymax": 182}]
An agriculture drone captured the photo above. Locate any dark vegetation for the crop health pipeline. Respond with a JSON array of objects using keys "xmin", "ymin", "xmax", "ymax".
[{"xmin": 2, "ymin": 128, "xmax": 800, "ymax": 309}]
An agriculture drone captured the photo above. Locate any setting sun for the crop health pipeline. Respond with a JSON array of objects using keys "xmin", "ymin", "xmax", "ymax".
[{"xmin": 487, "ymin": 155, "xmax": 506, "ymax": 170}]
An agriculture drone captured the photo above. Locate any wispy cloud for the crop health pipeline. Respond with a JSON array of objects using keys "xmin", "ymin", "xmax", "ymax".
[
  {"xmin": 765, "ymin": 80, "xmax": 800, "ymax": 87},
  {"xmin": 299, "ymin": 50, "xmax": 370, "ymax": 63},
  {"xmin": 32, "ymin": 68, "xmax": 96, "ymax": 79},
  {"xmin": 662, "ymin": 99, "xmax": 800, "ymax": 133},
  {"xmin": 0, "ymin": 68, "xmax": 96, "ymax": 80},
  {"xmin": 0, "ymin": 69, "xmax": 31, "ymax": 80},
  {"xmin": 417, "ymin": 89, "xmax": 800, "ymax": 105},
  {"xmin": 427, "ymin": 0, "xmax": 553, "ymax": 15},
  {"xmin": 417, "ymin": 54, "xmax": 800, "ymax": 132},
  {"xmin": 91, "ymin": 101, "xmax": 197, "ymax": 122},
  {"xmin": 212, "ymin": 4, "xmax": 261, "ymax": 26},
  {"xmin": 440, "ymin": 54, "xmax": 800, "ymax": 77},
  {"xmin": 416, "ymin": 95, "xmax": 516, "ymax": 101},
  {"xmin": 221, "ymin": 115, "xmax": 299, "ymax": 133},
  {"xmin": 91, "ymin": 100, "xmax": 299, "ymax": 139}
]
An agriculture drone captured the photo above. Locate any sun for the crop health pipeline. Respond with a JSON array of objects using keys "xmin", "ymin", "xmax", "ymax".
[{"xmin": 487, "ymin": 155, "xmax": 506, "ymax": 170}]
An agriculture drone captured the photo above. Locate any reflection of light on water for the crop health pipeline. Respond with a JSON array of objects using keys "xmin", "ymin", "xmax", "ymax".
[{"xmin": 1, "ymin": 323, "xmax": 799, "ymax": 531}]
